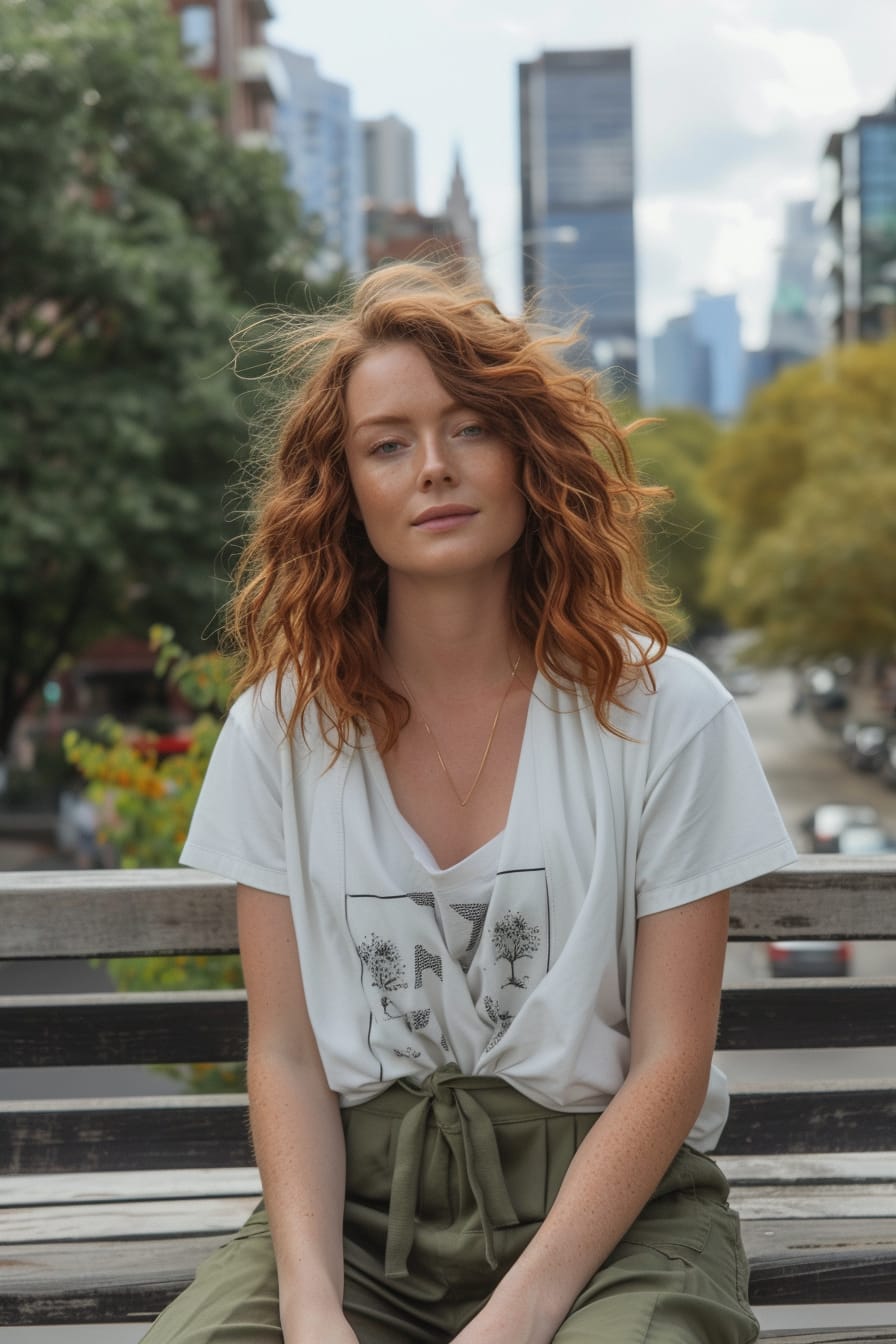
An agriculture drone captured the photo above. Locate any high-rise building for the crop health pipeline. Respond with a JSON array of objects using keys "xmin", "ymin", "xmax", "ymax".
[
  {"xmin": 170, "ymin": 0, "xmax": 286, "ymax": 146},
  {"xmin": 650, "ymin": 292, "xmax": 743, "ymax": 419},
  {"xmin": 518, "ymin": 48, "xmax": 637, "ymax": 377},
  {"xmin": 651, "ymin": 315, "xmax": 712, "ymax": 412},
  {"xmin": 691, "ymin": 290, "xmax": 744, "ymax": 420},
  {"xmin": 767, "ymin": 201, "xmax": 823, "ymax": 359},
  {"xmin": 273, "ymin": 49, "xmax": 364, "ymax": 275},
  {"xmin": 362, "ymin": 115, "xmax": 417, "ymax": 208},
  {"xmin": 819, "ymin": 93, "xmax": 896, "ymax": 343}
]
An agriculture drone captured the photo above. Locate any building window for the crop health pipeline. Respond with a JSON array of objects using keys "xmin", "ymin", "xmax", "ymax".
[{"xmin": 180, "ymin": 5, "xmax": 215, "ymax": 68}]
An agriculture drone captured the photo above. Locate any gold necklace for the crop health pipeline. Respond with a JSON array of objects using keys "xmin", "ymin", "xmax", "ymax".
[{"xmin": 388, "ymin": 651, "xmax": 522, "ymax": 808}]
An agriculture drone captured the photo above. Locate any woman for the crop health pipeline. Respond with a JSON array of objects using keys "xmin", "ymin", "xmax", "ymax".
[{"xmin": 147, "ymin": 263, "xmax": 795, "ymax": 1343}]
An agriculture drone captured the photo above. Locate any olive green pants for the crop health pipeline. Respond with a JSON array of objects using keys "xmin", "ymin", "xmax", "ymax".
[{"xmin": 142, "ymin": 1067, "xmax": 759, "ymax": 1342}]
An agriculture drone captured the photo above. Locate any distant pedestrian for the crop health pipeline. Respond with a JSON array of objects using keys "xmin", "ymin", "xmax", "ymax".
[
  {"xmin": 143, "ymin": 262, "xmax": 795, "ymax": 1343},
  {"xmin": 70, "ymin": 790, "xmax": 98, "ymax": 869}
]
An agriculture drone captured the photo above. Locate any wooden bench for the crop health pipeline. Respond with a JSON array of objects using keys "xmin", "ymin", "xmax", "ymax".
[{"xmin": 1, "ymin": 859, "xmax": 895, "ymax": 1340}]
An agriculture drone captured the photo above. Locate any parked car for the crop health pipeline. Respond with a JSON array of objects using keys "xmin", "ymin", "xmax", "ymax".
[
  {"xmin": 837, "ymin": 823, "xmax": 892, "ymax": 855},
  {"xmin": 803, "ymin": 665, "xmax": 849, "ymax": 713},
  {"xmin": 771, "ymin": 807, "xmax": 892, "ymax": 978},
  {"xmin": 841, "ymin": 720, "xmax": 890, "ymax": 772},
  {"xmin": 799, "ymin": 802, "xmax": 880, "ymax": 853},
  {"xmin": 767, "ymin": 940, "xmax": 851, "ymax": 978}
]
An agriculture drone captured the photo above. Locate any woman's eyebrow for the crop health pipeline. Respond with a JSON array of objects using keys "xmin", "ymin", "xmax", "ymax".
[{"xmin": 350, "ymin": 403, "xmax": 470, "ymax": 437}]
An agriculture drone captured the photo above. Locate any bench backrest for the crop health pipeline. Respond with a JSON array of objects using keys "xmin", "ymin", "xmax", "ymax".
[{"xmin": 2, "ymin": 857, "xmax": 895, "ymax": 1174}]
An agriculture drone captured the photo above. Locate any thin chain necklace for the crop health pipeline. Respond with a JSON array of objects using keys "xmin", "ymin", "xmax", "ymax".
[{"xmin": 387, "ymin": 650, "xmax": 522, "ymax": 808}]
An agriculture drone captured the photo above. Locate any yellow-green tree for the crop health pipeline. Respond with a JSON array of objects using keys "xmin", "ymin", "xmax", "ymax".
[
  {"xmin": 631, "ymin": 408, "xmax": 723, "ymax": 638},
  {"xmin": 704, "ymin": 341, "xmax": 896, "ymax": 662}
]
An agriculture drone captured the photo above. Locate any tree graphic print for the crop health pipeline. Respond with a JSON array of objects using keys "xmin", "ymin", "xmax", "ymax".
[
  {"xmin": 357, "ymin": 934, "xmax": 408, "ymax": 1019},
  {"xmin": 484, "ymin": 995, "xmax": 513, "ymax": 1048},
  {"xmin": 491, "ymin": 912, "xmax": 540, "ymax": 989}
]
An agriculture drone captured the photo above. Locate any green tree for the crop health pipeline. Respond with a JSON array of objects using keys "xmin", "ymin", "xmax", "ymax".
[
  {"xmin": 0, "ymin": 0, "xmax": 336, "ymax": 752},
  {"xmin": 704, "ymin": 342, "xmax": 896, "ymax": 663},
  {"xmin": 631, "ymin": 408, "xmax": 723, "ymax": 638}
]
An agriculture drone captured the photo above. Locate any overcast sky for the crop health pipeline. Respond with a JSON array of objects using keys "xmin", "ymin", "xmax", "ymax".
[{"xmin": 269, "ymin": 0, "xmax": 896, "ymax": 351}]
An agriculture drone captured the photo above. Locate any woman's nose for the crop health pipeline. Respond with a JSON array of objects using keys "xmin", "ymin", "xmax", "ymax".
[{"xmin": 417, "ymin": 434, "xmax": 456, "ymax": 487}]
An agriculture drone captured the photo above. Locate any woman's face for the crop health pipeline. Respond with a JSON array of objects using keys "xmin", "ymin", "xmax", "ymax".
[{"xmin": 344, "ymin": 341, "xmax": 527, "ymax": 583}]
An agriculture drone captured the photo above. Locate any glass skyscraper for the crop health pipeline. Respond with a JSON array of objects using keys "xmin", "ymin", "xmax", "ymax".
[
  {"xmin": 518, "ymin": 49, "xmax": 637, "ymax": 378},
  {"xmin": 273, "ymin": 48, "xmax": 364, "ymax": 276},
  {"xmin": 820, "ymin": 94, "xmax": 896, "ymax": 342}
]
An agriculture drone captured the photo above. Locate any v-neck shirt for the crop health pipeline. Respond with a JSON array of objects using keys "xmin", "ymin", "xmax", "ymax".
[{"xmin": 180, "ymin": 649, "xmax": 797, "ymax": 1150}]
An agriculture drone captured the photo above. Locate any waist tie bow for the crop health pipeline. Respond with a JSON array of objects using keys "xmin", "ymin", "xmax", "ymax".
[{"xmin": 384, "ymin": 1065, "xmax": 521, "ymax": 1279}]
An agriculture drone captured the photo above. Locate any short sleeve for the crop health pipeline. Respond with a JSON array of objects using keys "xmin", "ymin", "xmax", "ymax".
[
  {"xmin": 179, "ymin": 709, "xmax": 290, "ymax": 896},
  {"xmin": 635, "ymin": 698, "xmax": 796, "ymax": 916}
]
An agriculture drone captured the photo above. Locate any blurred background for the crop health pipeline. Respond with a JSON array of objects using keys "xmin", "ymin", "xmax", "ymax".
[{"xmin": 2, "ymin": 0, "xmax": 896, "ymax": 1335}]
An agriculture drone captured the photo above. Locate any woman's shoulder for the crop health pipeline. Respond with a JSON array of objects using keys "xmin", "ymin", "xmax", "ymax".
[
  {"xmin": 615, "ymin": 642, "xmax": 733, "ymax": 740},
  {"xmin": 226, "ymin": 670, "xmax": 312, "ymax": 753}
]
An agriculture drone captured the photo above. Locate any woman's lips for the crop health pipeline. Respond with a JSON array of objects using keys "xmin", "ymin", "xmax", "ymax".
[{"xmin": 412, "ymin": 510, "xmax": 478, "ymax": 531}]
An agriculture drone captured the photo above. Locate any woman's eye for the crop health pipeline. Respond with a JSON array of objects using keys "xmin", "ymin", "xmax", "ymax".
[
  {"xmin": 457, "ymin": 424, "xmax": 484, "ymax": 439},
  {"xmin": 373, "ymin": 439, "xmax": 402, "ymax": 456}
]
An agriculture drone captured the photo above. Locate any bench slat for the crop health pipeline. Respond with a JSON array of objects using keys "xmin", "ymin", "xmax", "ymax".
[
  {"xmin": 4, "ymin": 1185, "xmax": 894, "ymax": 1244},
  {"xmin": 743, "ymin": 1216, "xmax": 896, "ymax": 1303},
  {"xmin": 1, "ymin": 1217, "xmax": 893, "ymax": 1323},
  {"xmin": 1, "ymin": 1097, "xmax": 253, "ymax": 1174},
  {"xmin": 0, "ymin": 1167, "xmax": 261, "ymax": 1206},
  {"xmin": 718, "ymin": 981, "xmax": 896, "ymax": 1049},
  {"xmin": 758, "ymin": 1331, "xmax": 896, "ymax": 1343},
  {"xmin": 2, "ymin": 857, "xmax": 896, "ymax": 958},
  {"xmin": 0, "ymin": 992, "xmax": 247, "ymax": 1067},
  {"xmin": 6, "ymin": 1155, "xmax": 896, "ymax": 1208},
  {"xmin": 731, "ymin": 856, "xmax": 896, "ymax": 940},
  {"xmin": 3, "ymin": 1084, "xmax": 895, "ymax": 1175},
  {"xmin": 720, "ymin": 1082, "xmax": 896, "ymax": 1155},
  {"xmin": 4, "ymin": 979, "xmax": 896, "ymax": 1067},
  {"xmin": 0, "ymin": 1195, "xmax": 259, "ymax": 1242}
]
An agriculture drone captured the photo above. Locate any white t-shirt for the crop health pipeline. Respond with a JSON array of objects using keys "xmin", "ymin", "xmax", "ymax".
[{"xmin": 180, "ymin": 647, "xmax": 796, "ymax": 1150}]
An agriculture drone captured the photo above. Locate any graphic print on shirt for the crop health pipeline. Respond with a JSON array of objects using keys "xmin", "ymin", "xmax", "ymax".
[
  {"xmin": 346, "ymin": 866, "xmax": 548, "ymax": 1065},
  {"xmin": 355, "ymin": 933, "xmax": 410, "ymax": 1022},
  {"xmin": 477, "ymin": 868, "xmax": 549, "ymax": 1052},
  {"xmin": 491, "ymin": 911, "xmax": 541, "ymax": 988}
]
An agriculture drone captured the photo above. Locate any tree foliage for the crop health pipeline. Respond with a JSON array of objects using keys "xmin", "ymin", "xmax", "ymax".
[
  {"xmin": 0, "ymin": 0, "xmax": 335, "ymax": 751},
  {"xmin": 704, "ymin": 342, "xmax": 896, "ymax": 663},
  {"xmin": 630, "ymin": 408, "xmax": 723, "ymax": 638}
]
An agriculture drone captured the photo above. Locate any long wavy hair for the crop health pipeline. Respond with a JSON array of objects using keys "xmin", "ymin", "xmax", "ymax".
[{"xmin": 227, "ymin": 261, "xmax": 670, "ymax": 750}]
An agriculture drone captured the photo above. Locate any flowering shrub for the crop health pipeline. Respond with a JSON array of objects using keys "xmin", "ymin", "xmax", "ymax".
[{"xmin": 64, "ymin": 625, "xmax": 244, "ymax": 1092}]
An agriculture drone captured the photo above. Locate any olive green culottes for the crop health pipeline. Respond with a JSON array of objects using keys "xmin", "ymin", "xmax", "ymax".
[{"xmin": 142, "ymin": 1067, "xmax": 759, "ymax": 1343}]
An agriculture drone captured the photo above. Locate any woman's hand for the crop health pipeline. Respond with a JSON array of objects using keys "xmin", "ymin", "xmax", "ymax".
[
  {"xmin": 281, "ymin": 1306, "xmax": 360, "ymax": 1344},
  {"xmin": 451, "ymin": 1280, "xmax": 562, "ymax": 1344}
]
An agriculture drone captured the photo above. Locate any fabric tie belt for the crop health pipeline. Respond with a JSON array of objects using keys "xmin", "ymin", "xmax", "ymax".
[{"xmin": 384, "ymin": 1065, "xmax": 521, "ymax": 1278}]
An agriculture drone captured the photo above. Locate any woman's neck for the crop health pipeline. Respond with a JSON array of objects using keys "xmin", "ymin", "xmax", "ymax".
[{"xmin": 381, "ymin": 573, "xmax": 526, "ymax": 696}]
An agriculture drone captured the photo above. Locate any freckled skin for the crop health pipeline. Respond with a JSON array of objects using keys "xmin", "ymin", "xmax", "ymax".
[{"xmin": 343, "ymin": 342, "xmax": 527, "ymax": 586}]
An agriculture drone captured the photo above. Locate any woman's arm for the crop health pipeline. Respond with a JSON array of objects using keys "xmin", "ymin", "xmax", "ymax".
[
  {"xmin": 238, "ymin": 883, "xmax": 359, "ymax": 1344},
  {"xmin": 453, "ymin": 889, "xmax": 730, "ymax": 1344}
]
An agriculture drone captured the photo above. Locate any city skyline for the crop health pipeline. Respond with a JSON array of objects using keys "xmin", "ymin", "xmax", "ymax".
[{"xmin": 269, "ymin": 0, "xmax": 896, "ymax": 359}]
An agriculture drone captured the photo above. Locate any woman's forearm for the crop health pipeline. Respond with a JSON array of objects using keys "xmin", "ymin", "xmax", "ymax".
[
  {"xmin": 480, "ymin": 1056, "xmax": 711, "ymax": 1339},
  {"xmin": 248, "ymin": 1048, "xmax": 348, "ymax": 1316}
]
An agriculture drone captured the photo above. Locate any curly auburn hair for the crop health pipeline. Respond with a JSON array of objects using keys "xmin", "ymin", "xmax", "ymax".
[{"xmin": 226, "ymin": 260, "xmax": 670, "ymax": 750}]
